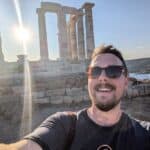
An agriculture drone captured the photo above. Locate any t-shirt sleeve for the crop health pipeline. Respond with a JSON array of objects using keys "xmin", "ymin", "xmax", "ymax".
[
  {"xmin": 24, "ymin": 112, "xmax": 71, "ymax": 150},
  {"xmin": 134, "ymin": 119, "xmax": 150, "ymax": 131}
]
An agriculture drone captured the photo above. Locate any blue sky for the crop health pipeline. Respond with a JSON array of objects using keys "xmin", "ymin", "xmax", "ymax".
[{"xmin": 0, "ymin": 0, "xmax": 150, "ymax": 61}]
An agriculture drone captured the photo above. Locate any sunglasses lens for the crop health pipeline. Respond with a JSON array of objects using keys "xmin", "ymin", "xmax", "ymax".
[
  {"xmin": 88, "ymin": 67, "xmax": 102, "ymax": 78},
  {"xmin": 106, "ymin": 66, "xmax": 123, "ymax": 78},
  {"xmin": 87, "ymin": 66, "xmax": 124, "ymax": 78}
]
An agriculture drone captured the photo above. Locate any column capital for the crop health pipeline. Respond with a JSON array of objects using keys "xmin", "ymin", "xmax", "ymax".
[
  {"xmin": 78, "ymin": 8, "xmax": 84, "ymax": 16},
  {"xmin": 82, "ymin": 3, "xmax": 95, "ymax": 10},
  {"xmin": 36, "ymin": 8, "xmax": 46, "ymax": 15}
]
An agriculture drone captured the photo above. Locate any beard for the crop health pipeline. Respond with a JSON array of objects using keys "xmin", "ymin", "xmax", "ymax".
[
  {"xmin": 95, "ymin": 96, "xmax": 121, "ymax": 111},
  {"xmin": 90, "ymin": 83, "xmax": 122, "ymax": 112}
]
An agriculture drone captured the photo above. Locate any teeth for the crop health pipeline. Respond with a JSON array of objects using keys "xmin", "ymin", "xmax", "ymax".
[{"xmin": 98, "ymin": 88, "xmax": 111, "ymax": 92}]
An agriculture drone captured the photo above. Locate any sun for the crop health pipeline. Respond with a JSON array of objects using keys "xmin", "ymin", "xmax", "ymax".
[{"xmin": 14, "ymin": 25, "xmax": 31, "ymax": 42}]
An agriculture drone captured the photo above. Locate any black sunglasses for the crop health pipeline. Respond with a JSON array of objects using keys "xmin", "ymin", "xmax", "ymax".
[{"xmin": 87, "ymin": 65, "xmax": 125, "ymax": 79}]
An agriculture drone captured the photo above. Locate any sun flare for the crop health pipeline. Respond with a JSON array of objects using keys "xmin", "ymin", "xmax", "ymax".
[{"xmin": 14, "ymin": 26, "xmax": 31, "ymax": 42}]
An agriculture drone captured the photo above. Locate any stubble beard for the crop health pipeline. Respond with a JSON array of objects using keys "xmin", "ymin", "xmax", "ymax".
[
  {"xmin": 94, "ymin": 95, "xmax": 121, "ymax": 112},
  {"xmin": 89, "ymin": 82, "xmax": 124, "ymax": 112}
]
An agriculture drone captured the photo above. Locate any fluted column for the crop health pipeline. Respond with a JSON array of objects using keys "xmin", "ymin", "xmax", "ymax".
[
  {"xmin": 37, "ymin": 8, "xmax": 49, "ymax": 61},
  {"xmin": 82, "ymin": 3, "xmax": 95, "ymax": 59},
  {"xmin": 0, "ymin": 33, "xmax": 4, "ymax": 62},
  {"xmin": 77, "ymin": 9, "xmax": 85, "ymax": 60},
  {"xmin": 57, "ymin": 8, "xmax": 68, "ymax": 60},
  {"xmin": 69, "ymin": 14, "xmax": 78, "ymax": 60},
  {"xmin": 67, "ymin": 22, "xmax": 72, "ymax": 59}
]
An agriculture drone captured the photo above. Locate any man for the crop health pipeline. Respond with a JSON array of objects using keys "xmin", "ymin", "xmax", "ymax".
[{"xmin": 0, "ymin": 45, "xmax": 150, "ymax": 150}]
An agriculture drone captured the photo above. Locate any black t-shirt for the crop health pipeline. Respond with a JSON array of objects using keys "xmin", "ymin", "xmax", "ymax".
[{"xmin": 25, "ymin": 109, "xmax": 150, "ymax": 150}]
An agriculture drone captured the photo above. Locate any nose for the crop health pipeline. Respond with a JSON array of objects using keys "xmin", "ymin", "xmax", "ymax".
[{"xmin": 97, "ymin": 69, "xmax": 108, "ymax": 81}]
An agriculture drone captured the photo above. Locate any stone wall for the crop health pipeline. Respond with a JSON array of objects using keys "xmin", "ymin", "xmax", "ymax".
[{"xmin": 0, "ymin": 71, "xmax": 149, "ymax": 143}]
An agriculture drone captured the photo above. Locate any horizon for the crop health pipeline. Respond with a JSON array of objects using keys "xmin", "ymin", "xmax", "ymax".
[{"xmin": 0, "ymin": 0, "xmax": 150, "ymax": 62}]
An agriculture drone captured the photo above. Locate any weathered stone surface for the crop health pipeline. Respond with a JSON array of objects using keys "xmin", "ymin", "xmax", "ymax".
[
  {"xmin": 0, "ymin": 95, "xmax": 20, "ymax": 103},
  {"xmin": 33, "ymin": 98, "xmax": 50, "ymax": 104},
  {"xmin": 72, "ymin": 95, "xmax": 83, "ymax": 103},
  {"xmin": 32, "ymin": 91, "xmax": 45, "ymax": 98},
  {"xmin": 83, "ymin": 94, "xmax": 90, "ymax": 101},
  {"xmin": 46, "ymin": 88, "xmax": 65, "ymax": 96},
  {"xmin": 66, "ymin": 87, "xmax": 83, "ymax": 96},
  {"xmin": 12, "ymin": 86, "xmax": 24, "ymax": 94},
  {"xmin": 50, "ymin": 96, "xmax": 64, "ymax": 104},
  {"xmin": 63, "ymin": 96, "xmax": 73, "ymax": 104},
  {"xmin": 0, "ymin": 87, "xmax": 13, "ymax": 96},
  {"xmin": 121, "ymin": 97, "xmax": 150, "ymax": 121}
]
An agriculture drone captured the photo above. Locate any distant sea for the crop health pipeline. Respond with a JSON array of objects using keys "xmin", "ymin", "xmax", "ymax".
[{"xmin": 130, "ymin": 73, "xmax": 150, "ymax": 80}]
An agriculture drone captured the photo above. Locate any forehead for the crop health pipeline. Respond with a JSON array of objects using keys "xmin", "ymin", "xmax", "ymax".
[{"xmin": 90, "ymin": 53, "xmax": 123, "ymax": 67}]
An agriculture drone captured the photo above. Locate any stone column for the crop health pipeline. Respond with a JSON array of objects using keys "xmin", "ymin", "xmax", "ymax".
[
  {"xmin": 57, "ymin": 8, "xmax": 68, "ymax": 60},
  {"xmin": 36, "ymin": 8, "xmax": 49, "ymax": 61},
  {"xmin": 67, "ymin": 22, "xmax": 72, "ymax": 59},
  {"xmin": 0, "ymin": 34, "xmax": 4, "ymax": 62},
  {"xmin": 82, "ymin": 3, "xmax": 95, "ymax": 59},
  {"xmin": 69, "ymin": 14, "xmax": 78, "ymax": 60},
  {"xmin": 77, "ymin": 9, "xmax": 85, "ymax": 60}
]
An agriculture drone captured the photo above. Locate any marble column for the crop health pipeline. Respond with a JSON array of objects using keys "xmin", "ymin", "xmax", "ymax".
[
  {"xmin": 82, "ymin": 3, "xmax": 95, "ymax": 59},
  {"xmin": 0, "ymin": 33, "xmax": 4, "ymax": 62},
  {"xmin": 67, "ymin": 22, "xmax": 72, "ymax": 60},
  {"xmin": 77, "ymin": 9, "xmax": 85, "ymax": 60},
  {"xmin": 57, "ymin": 8, "xmax": 68, "ymax": 60},
  {"xmin": 36, "ymin": 8, "xmax": 49, "ymax": 61},
  {"xmin": 69, "ymin": 14, "xmax": 78, "ymax": 60}
]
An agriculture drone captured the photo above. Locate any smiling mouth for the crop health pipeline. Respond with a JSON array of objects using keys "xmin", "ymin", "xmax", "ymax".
[
  {"xmin": 95, "ymin": 84, "xmax": 115, "ymax": 92},
  {"xmin": 96, "ymin": 88, "xmax": 112, "ymax": 92}
]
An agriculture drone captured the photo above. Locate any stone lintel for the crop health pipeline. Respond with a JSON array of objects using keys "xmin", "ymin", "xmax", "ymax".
[
  {"xmin": 40, "ymin": 2, "xmax": 62, "ymax": 12},
  {"xmin": 41, "ymin": 2, "xmax": 61, "ymax": 9},
  {"xmin": 63, "ymin": 6, "xmax": 79, "ymax": 15}
]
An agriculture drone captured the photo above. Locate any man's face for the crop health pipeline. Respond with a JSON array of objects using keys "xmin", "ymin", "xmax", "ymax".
[{"xmin": 88, "ymin": 53, "xmax": 128, "ymax": 111}]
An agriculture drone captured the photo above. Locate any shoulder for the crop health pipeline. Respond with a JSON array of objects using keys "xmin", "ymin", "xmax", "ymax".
[
  {"xmin": 123, "ymin": 113, "xmax": 150, "ymax": 136},
  {"xmin": 24, "ymin": 111, "xmax": 78, "ymax": 150},
  {"xmin": 131, "ymin": 117, "xmax": 150, "ymax": 131},
  {"xmin": 128, "ymin": 116, "xmax": 150, "ymax": 141},
  {"xmin": 39, "ymin": 111, "xmax": 77, "ymax": 130},
  {"xmin": 135, "ymin": 119, "xmax": 150, "ymax": 131}
]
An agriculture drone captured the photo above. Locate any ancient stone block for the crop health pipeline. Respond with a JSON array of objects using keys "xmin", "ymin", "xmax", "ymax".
[
  {"xmin": 0, "ymin": 95, "xmax": 20, "ymax": 103},
  {"xmin": 63, "ymin": 96, "xmax": 73, "ymax": 104},
  {"xmin": 83, "ymin": 94, "xmax": 90, "ymax": 101},
  {"xmin": 33, "ymin": 98, "xmax": 50, "ymax": 104},
  {"xmin": 32, "ymin": 91, "xmax": 45, "ymax": 98},
  {"xmin": 66, "ymin": 87, "xmax": 83, "ymax": 96},
  {"xmin": 12, "ymin": 86, "xmax": 24, "ymax": 94},
  {"xmin": 73, "ymin": 95, "xmax": 83, "ymax": 103},
  {"xmin": 46, "ymin": 88, "xmax": 65, "ymax": 96},
  {"xmin": 50, "ymin": 96, "xmax": 64, "ymax": 104}
]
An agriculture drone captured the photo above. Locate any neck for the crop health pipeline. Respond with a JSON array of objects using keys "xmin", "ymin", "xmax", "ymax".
[{"xmin": 87, "ymin": 103, "xmax": 122, "ymax": 126}]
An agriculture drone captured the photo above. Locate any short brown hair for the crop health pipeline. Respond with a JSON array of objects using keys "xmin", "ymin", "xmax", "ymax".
[{"xmin": 91, "ymin": 45, "xmax": 128, "ymax": 76}]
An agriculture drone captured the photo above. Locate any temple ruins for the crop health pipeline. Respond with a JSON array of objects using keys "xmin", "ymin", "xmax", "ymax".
[{"xmin": 36, "ymin": 2, "xmax": 95, "ymax": 61}]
